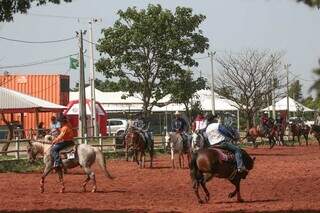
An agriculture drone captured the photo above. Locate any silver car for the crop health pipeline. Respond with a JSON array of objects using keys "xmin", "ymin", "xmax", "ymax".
[{"xmin": 107, "ymin": 118, "xmax": 128, "ymax": 136}]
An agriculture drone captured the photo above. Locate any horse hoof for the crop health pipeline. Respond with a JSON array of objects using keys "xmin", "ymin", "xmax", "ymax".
[
  {"xmin": 237, "ymin": 198, "xmax": 244, "ymax": 203},
  {"xmin": 228, "ymin": 193, "xmax": 236, "ymax": 198},
  {"xmin": 82, "ymin": 187, "xmax": 86, "ymax": 192},
  {"xmin": 40, "ymin": 188, "xmax": 44, "ymax": 193},
  {"xmin": 91, "ymin": 188, "xmax": 97, "ymax": 193},
  {"xmin": 198, "ymin": 199, "xmax": 204, "ymax": 204}
]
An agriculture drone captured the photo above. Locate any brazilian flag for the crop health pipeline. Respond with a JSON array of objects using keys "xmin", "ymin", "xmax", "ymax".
[{"xmin": 69, "ymin": 56, "xmax": 79, "ymax": 69}]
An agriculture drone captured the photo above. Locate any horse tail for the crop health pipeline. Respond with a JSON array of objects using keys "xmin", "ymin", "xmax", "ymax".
[
  {"xmin": 190, "ymin": 152, "xmax": 203, "ymax": 183},
  {"xmin": 94, "ymin": 147, "xmax": 114, "ymax": 179}
]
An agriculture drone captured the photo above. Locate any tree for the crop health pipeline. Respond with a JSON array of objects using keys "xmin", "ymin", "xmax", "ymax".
[
  {"xmin": 0, "ymin": 0, "xmax": 72, "ymax": 22},
  {"xmin": 96, "ymin": 4, "xmax": 209, "ymax": 116},
  {"xmin": 309, "ymin": 66, "xmax": 320, "ymax": 98},
  {"xmin": 164, "ymin": 70, "xmax": 207, "ymax": 121},
  {"xmin": 289, "ymin": 80, "xmax": 303, "ymax": 101},
  {"xmin": 215, "ymin": 50, "xmax": 284, "ymax": 128},
  {"xmin": 296, "ymin": 0, "xmax": 320, "ymax": 7}
]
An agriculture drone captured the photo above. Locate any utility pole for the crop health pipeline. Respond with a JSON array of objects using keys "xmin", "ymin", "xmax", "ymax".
[
  {"xmin": 78, "ymin": 30, "xmax": 87, "ymax": 139},
  {"xmin": 284, "ymin": 64, "xmax": 291, "ymax": 122},
  {"xmin": 271, "ymin": 69, "xmax": 276, "ymax": 119},
  {"xmin": 209, "ymin": 51, "xmax": 216, "ymax": 115},
  {"xmin": 88, "ymin": 19, "xmax": 98, "ymax": 137}
]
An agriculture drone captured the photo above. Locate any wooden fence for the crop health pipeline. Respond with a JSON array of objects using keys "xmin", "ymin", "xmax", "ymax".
[{"xmin": 0, "ymin": 130, "xmax": 168, "ymax": 160}]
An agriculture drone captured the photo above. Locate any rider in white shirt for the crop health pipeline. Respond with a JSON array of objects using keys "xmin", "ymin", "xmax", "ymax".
[{"xmin": 205, "ymin": 114, "xmax": 247, "ymax": 174}]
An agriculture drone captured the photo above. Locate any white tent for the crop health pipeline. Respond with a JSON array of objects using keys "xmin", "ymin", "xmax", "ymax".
[
  {"xmin": 262, "ymin": 97, "xmax": 314, "ymax": 112},
  {"xmin": 0, "ymin": 87, "xmax": 66, "ymax": 113},
  {"xmin": 70, "ymin": 87, "xmax": 239, "ymax": 112}
]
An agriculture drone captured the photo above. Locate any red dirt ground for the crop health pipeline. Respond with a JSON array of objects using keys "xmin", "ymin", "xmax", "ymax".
[{"xmin": 0, "ymin": 144, "xmax": 320, "ymax": 213}]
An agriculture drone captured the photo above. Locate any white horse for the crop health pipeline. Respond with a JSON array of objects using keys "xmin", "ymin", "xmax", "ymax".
[{"xmin": 27, "ymin": 139, "xmax": 113, "ymax": 193}]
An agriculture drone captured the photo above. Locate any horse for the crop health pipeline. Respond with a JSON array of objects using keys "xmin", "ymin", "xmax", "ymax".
[
  {"xmin": 310, "ymin": 125, "xmax": 320, "ymax": 147},
  {"xmin": 125, "ymin": 128, "xmax": 153, "ymax": 168},
  {"xmin": 26, "ymin": 140, "xmax": 114, "ymax": 193},
  {"xmin": 167, "ymin": 131, "xmax": 192, "ymax": 169},
  {"xmin": 191, "ymin": 131, "xmax": 208, "ymax": 152},
  {"xmin": 190, "ymin": 147, "xmax": 255, "ymax": 204},
  {"xmin": 290, "ymin": 122, "xmax": 310, "ymax": 146},
  {"xmin": 246, "ymin": 123, "xmax": 277, "ymax": 148}
]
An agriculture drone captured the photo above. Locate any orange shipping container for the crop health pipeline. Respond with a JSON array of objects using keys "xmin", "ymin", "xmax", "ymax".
[{"xmin": 0, "ymin": 74, "xmax": 70, "ymax": 135}]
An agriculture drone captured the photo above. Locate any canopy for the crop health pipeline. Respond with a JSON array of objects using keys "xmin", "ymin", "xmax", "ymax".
[
  {"xmin": 261, "ymin": 97, "xmax": 314, "ymax": 112},
  {"xmin": 0, "ymin": 87, "xmax": 66, "ymax": 113},
  {"xmin": 64, "ymin": 99, "xmax": 106, "ymax": 115},
  {"xmin": 70, "ymin": 87, "xmax": 239, "ymax": 112}
]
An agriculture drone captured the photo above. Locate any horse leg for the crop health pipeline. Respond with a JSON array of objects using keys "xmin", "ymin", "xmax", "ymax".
[
  {"xmin": 125, "ymin": 140, "xmax": 129, "ymax": 161},
  {"xmin": 171, "ymin": 147, "xmax": 175, "ymax": 169},
  {"xmin": 193, "ymin": 181, "xmax": 204, "ymax": 204},
  {"xmin": 187, "ymin": 152, "xmax": 191, "ymax": 169},
  {"xmin": 179, "ymin": 153, "xmax": 182, "ymax": 169},
  {"xmin": 305, "ymin": 134, "xmax": 308, "ymax": 146},
  {"xmin": 81, "ymin": 175, "xmax": 90, "ymax": 192},
  {"xmin": 40, "ymin": 164, "xmax": 53, "ymax": 193},
  {"xmin": 200, "ymin": 181, "xmax": 210, "ymax": 203},
  {"xmin": 83, "ymin": 167, "xmax": 97, "ymax": 192},
  {"xmin": 230, "ymin": 178, "xmax": 243, "ymax": 202},
  {"xmin": 56, "ymin": 167, "xmax": 65, "ymax": 193},
  {"xmin": 141, "ymin": 152, "xmax": 145, "ymax": 169},
  {"xmin": 298, "ymin": 135, "xmax": 301, "ymax": 146},
  {"xmin": 149, "ymin": 142, "xmax": 154, "ymax": 168}
]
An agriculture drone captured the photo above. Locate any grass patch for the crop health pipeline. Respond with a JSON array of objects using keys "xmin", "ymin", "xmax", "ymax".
[{"xmin": 0, "ymin": 159, "xmax": 43, "ymax": 173}]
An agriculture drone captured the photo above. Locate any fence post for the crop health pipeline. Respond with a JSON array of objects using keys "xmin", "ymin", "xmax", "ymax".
[
  {"xmin": 112, "ymin": 133, "xmax": 116, "ymax": 152},
  {"xmin": 99, "ymin": 133, "xmax": 103, "ymax": 152},
  {"xmin": 15, "ymin": 137, "xmax": 19, "ymax": 160},
  {"xmin": 84, "ymin": 133, "xmax": 88, "ymax": 145}
]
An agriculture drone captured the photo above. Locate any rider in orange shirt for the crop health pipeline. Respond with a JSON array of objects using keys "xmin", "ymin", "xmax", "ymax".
[{"xmin": 51, "ymin": 115, "xmax": 75, "ymax": 168}]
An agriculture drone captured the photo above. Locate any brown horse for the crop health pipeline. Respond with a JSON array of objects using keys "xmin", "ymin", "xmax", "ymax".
[
  {"xmin": 290, "ymin": 123, "xmax": 310, "ymax": 146},
  {"xmin": 125, "ymin": 128, "xmax": 153, "ymax": 168},
  {"xmin": 246, "ymin": 125, "xmax": 277, "ymax": 148},
  {"xmin": 310, "ymin": 125, "xmax": 320, "ymax": 147},
  {"xmin": 190, "ymin": 147, "xmax": 255, "ymax": 203}
]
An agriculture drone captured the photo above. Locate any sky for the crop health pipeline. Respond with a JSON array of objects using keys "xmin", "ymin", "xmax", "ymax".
[{"xmin": 0, "ymin": 0, "xmax": 320, "ymax": 96}]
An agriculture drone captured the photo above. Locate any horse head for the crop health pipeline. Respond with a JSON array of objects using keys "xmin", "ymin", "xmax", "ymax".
[{"xmin": 26, "ymin": 141, "xmax": 37, "ymax": 163}]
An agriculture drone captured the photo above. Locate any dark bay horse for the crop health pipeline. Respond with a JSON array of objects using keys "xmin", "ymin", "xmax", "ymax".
[
  {"xmin": 190, "ymin": 148, "xmax": 255, "ymax": 203},
  {"xmin": 125, "ymin": 128, "xmax": 153, "ymax": 168},
  {"xmin": 310, "ymin": 125, "xmax": 320, "ymax": 147},
  {"xmin": 246, "ymin": 124, "xmax": 277, "ymax": 148},
  {"xmin": 290, "ymin": 123, "xmax": 310, "ymax": 146},
  {"xmin": 167, "ymin": 132, "xmax": 192, "ymax": 168}
]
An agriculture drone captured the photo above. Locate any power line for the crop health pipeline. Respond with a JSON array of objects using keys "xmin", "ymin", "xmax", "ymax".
[
  {"xmin": 0, "ymin": 35, "xmax": 76, "ymax": 44},
  {"xmin": 28, "ymin": 13, "xmax": 102, "ymax": 21},
  {"xmin": 288, "ymin": 70, "xmax": 314, "ymax": 82},
  {"xmin": 0, "ymin": 53, "xmax": 78, "ymax": 69}
]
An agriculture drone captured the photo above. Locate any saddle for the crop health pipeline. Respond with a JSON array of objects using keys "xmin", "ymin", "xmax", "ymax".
[
  {"xmin": 59, "ymin": 143, "xmax": 78, "ymax": 160},
  {"xmin": 209, "ymin": 146, "xmax": 235, "ymax": 164}
]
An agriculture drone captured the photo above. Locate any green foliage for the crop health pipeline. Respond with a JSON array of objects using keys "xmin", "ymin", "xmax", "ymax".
[
  {"xmin": 309, "ymin": 67, "xmax": 320, "ymax": 98},
  {"xmin": 96, "ymin": 4, "xmax": 209, "ymax": 114},
  {"xmin": 289, "ymin": 80, "xmax": 303, "ymax": 101},
  {"xmin": 0, "ymin": 0, "xmax": 72, "ymax": 22},
  {"xmin": 296, "ymin": 0, "xmax": 320, "ymax": 7},
  {"xmin": 0, "ymin": 159, "xmax": 43, "ymax": 173}
]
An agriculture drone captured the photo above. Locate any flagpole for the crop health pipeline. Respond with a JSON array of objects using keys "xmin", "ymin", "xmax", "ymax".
[{"xmin": 89, "ymin": 19, "xmax": 98, "ymax": 137}]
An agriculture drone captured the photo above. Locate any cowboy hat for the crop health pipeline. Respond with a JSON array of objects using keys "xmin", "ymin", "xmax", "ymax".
[{"xmin": 174, "ymin": 111, "xmax": 181, "ymax": 115}]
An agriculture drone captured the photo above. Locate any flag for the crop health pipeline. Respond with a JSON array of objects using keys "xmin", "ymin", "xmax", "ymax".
[{"xmin": 69, "ymin": 56, "xmax": 79, "ymax": 69}]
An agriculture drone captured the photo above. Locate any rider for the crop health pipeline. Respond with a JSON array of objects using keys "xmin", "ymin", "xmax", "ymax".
[
  {"xmin": 205, "ymin": 113, "xmax": 247, "ymax": 174},
  {"xmin": 194, "ymin": 113, "xmax": 207, "ymax": 134},
  {"xmin": 260, "ymin": 112, "xmax": 270, "ymax": 136},
  {"xmin": 50, "ymin": 116, "xmax": 61, "ymax": 137},
  {"xmin": 51, "ymin": 115, "xmax": 75, "ymax": 168},
  {"xmin": 171, "ymin": 111, "xmax": 189, "ymax": 145},
  {"xmin": 132, "ymin": 112, "xmax": 152, "ymax": 149}
]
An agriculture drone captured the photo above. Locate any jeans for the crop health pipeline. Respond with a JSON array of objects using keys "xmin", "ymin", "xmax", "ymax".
[
  {"xmin": 219, "ymin": 141, "xmax": 245, "ymax": 170},
  {"xmin": 51, "ymin": 141, "xmax": 72, "ymax": 166}
]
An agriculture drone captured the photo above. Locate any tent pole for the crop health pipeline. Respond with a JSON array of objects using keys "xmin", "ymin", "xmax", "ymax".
[{"xmin": 35, "ymin": 109, "xmax": 39, "ymax": 139}]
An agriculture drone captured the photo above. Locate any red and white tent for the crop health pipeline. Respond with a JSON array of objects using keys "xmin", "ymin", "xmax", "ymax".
[{"xmin": 63, "ymin": 99, "xmax": 108, "ymax": 136}]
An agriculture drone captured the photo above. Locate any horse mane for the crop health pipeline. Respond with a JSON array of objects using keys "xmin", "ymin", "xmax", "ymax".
[{"xmin": 30, "ymin": 141, "xmax": 51, "ymax": 155}]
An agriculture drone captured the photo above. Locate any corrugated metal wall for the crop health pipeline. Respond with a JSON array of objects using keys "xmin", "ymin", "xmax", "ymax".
[{"xmin": 0, "ymin": 74, "xmax": 70, "ymax": 133}]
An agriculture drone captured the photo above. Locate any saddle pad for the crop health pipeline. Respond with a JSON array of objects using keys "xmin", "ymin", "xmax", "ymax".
[
  {"xmin": 59, "ymin": 143, "xmax": 76, "ymax": 154},
  {"xmin": 210, "ymin": 147, "xmax": 235, "ymax": 164}
]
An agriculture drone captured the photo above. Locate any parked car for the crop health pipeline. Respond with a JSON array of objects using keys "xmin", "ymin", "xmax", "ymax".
[{"xmin": 107, "ymin": 118, "xmax": 128, "ymax": 136}]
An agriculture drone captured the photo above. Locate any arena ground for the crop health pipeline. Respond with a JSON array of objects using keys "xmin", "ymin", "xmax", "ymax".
[{"xmin": 0, "ymin": 144, "xmax": 320, "ymax": 213}]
